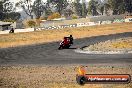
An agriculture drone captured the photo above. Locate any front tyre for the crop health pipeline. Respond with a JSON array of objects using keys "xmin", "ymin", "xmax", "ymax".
[{"xmin": 58, "ymin": 46, "xmax": 63, "ymax": 50}]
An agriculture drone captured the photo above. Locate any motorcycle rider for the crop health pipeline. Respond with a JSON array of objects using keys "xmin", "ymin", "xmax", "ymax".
[
  {"xmin": 9, "ymin": 28, "xmax": 14, "ymax": 33},
  {"xmin": 58, "ymin": 35, "xmax": 73, "ymax": 49},
  {"xmin": 69, "ymin": 35, "xmax": 73, "ymax": 45}
]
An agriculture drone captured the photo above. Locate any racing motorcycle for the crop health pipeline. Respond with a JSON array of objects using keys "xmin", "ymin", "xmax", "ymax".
[{"xmin": 58, "ymin": 37, "xmax": 73, "ymax": 50}]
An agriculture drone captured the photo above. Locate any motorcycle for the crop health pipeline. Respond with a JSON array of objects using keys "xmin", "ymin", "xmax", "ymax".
[{"xmin": 58, "ymin": 37, "xmax": 72, "ymax": 50}]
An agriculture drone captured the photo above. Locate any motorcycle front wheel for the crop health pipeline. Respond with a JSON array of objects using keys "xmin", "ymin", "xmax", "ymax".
[{"xmin": 58, "ymin": 46, "xmax": 63, "ymax": 50}]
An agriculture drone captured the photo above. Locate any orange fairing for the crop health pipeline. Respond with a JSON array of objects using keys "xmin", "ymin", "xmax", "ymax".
[{"xmin": 78, "ymin": 66, "xmax": 86, "ymax": 75}]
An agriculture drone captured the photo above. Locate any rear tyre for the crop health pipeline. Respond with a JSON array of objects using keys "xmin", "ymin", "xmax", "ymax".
[{"xmin": 66, "ymin": 45, "xmax": 71, "ymax": 49}]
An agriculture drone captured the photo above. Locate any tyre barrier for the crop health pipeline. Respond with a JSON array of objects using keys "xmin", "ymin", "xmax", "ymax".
[
  {"xmin": 44, "ymin": 24, "xmax": 77, "ymax": 30},
  {"xmin": 38, "ymin": 19, "xmax": 128, "ymax": 30}
]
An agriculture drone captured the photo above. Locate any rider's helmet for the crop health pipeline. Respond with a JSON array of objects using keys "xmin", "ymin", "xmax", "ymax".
[{"xmin": 70, "ymin": 35, "xmax": 72, "ymax": 37}]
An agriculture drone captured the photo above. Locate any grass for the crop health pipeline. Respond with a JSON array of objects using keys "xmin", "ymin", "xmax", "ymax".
[
  {"xmin": 83, "ymin": 37, "xmax": 132, "ymax": 51},
  {"xmin": 112, "ymin": 41, "xmax": 132, "ymax": 48},
  {"xmin": 0, "ymin": 65, "xmax": 132, "ymax": 88},
  {"xmin": 0, "ymin": 22, "xmax": 132, "ymax": 48}
]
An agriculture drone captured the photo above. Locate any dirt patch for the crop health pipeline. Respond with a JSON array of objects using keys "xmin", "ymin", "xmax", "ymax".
[
  {"xmin": 0, "ymin": 22, "xmax": 132, "ymax": 48},
  {"xmin": 0, "ymin": 65, "xmax": 132, "ymax": 88}
]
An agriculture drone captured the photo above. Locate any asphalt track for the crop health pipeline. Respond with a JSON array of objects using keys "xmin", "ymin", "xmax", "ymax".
[{"xmin": 0, "ymin": 32, "xmax": 132, "ymax": 65}]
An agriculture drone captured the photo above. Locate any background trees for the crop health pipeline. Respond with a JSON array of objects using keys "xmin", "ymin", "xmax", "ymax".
[
  {"xmin": 73, "ymin": 0, "xmax": 87, "ymax": 17},
  {"xmin": 33, "ymin": 0, "xmax": 47, "ymax": 19},
  {"xmin": 1, "ymin": 0, "xmax": 131, "ymax": 21},
  {"xmin": 63, "ymin": 9, "xmax": 73, "ymax": 17},
  {"xmin": 74, "ymin": 0, "xmax": 82, "ymax": 16},
  {"xmin": 125, "ymin": 0, "xmax": 132, "ymax": 14},
  {"xmin": 82, "ymin": 0, "xmax": 87, "ymax": 17},
  {"xmin": 107, "ymin": 0, "xmax": 131, "ymax": 15},
  {"xmin": 16, "ymin": 0, "xmax": 33, "ymax": 19},
  {"xmin": 88, "ymin": 0, "xmax": 98, "ymax": 16},
  {"xmin": 47, "ymin": 0, "xmax": 69, "ymax": 15},
  {"xmin": 88, "ymin": 0, "xmax": 131, "ymax": 16},
  {"xmin": 0, "ymin": 0, "xmax": 21, "ymax": 21}
]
